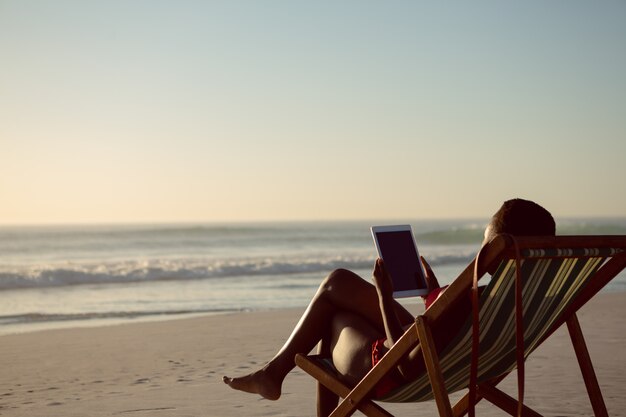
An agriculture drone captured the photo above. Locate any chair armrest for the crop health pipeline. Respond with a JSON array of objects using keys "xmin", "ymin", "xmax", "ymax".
[{"xmin": 424, "ymin": 235, "xmax": 510, "ymax": 325}]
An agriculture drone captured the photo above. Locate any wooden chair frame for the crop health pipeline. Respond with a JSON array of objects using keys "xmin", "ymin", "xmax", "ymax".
[{"xmin": 295, "ymin": 235, "xmax": 626, "ymax": 417}]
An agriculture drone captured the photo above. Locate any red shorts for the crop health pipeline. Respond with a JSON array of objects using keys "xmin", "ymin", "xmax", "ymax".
[{"xmin": 371, "ymin": 338, "xmax": 405, "ymax": 398}]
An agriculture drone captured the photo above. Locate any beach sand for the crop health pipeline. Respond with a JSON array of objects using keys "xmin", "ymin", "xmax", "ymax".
[{"xmin": 1, "ymin": 292, "xmax": 625, "ymax": 417}]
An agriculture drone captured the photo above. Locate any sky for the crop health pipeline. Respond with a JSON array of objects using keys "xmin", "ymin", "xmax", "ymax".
[{"xmin": 1, "ymin": 1, "xmax": 625, "ymax": 224}]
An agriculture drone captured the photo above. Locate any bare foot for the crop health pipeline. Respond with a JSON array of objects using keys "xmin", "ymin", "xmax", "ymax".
[{"xmin": 222, "ymin": 369, "xmax": 281, "ymax": 401}]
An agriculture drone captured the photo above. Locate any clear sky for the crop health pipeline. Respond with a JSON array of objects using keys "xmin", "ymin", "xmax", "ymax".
[{"xmin": 1, "ymin": 1, "xmax": 625, "ymax": 224}]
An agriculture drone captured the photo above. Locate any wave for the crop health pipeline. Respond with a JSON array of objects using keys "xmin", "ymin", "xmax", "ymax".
[
  {"xmin": 0, "ymin": 257, "xmax": 366, "ymax": 290},
  {"xmin": 0, "ymin": 252, "xmax": 474, "ymax": 291},
  {"xmin": 12, "ymin": 218, "xmax": 623, "ymax": 292},
  {"xmin": 415, "ymin": 228, "xmax": 485, "ymax": 245}
]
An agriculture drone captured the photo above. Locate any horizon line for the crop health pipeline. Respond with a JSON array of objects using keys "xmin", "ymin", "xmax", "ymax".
[{"xmin": 1, "ymin": 215, "xmax": 625, "ymax": 228}]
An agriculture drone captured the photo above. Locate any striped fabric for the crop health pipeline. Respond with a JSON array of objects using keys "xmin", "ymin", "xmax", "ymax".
[
  {"xmin": 379, "ymin": 250, "xmax": 613, "ymax": 403},
  {"xmin": 523, "ymin": 247, "xmax": 621, "ymax": 258}
]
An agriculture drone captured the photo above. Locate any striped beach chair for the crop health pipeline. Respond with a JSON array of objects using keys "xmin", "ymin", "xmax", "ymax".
[{"xmin": 295, "ymin": 234, "xmax": 626, "ymax": 417}]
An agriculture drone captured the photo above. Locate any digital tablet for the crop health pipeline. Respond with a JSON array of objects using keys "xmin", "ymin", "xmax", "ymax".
[{"xmin": 370, "ymin": 225, "xmax": 428, "ymax": 298}]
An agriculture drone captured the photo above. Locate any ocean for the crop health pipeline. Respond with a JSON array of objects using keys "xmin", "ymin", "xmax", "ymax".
[{"xmin": 1, "ymin": 218, "xmax": 625, "ymax": 335}]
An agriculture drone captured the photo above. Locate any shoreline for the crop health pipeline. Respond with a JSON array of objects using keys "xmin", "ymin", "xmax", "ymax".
[
  {"xmin": 0, "ymin": 310, "xmax": 234, "ymax": 338},
  {"xmin": 1, "ymin": 292, "xmax": 625, "ymax": 416},
  {"xmin": 2, "ymin": 285, "xmax": 624, "ymax": 338}
]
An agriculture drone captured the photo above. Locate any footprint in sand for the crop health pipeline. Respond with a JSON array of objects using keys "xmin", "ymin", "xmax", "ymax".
[{"xmin": 133, "ymin": 378, "xmax": 150, "ymax": 385}]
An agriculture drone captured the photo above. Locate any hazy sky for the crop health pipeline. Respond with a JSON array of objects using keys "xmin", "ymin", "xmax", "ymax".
[{"xmin": 1, "ymin": 1, "xmax": 625, "ymax": 224}]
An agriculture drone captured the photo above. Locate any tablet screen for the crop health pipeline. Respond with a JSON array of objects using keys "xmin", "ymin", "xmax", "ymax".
[{"xmin": 371, "ymin": 226, "xmax": 428, "ymax": 297}]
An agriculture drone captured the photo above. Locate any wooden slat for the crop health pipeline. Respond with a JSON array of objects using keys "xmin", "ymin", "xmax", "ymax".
[
  {"xmin": 416, "ymin": 316, "xmax": 453, "ymax": 417},
  {"xmin": 425, "ymin": 235, "xmax": 510, "ymax": 325},
  {"xmin": 566, "ymin": 314, "xmax": 608, "ymax": 417},
  {"xmin": 328, "ymin": 323, "xmax": 420, "ymax": 417},
  {"xmin": 478, "ymin": 385, "xmax": 543, "ymax": 417},
  {"xmin": 295, "ymin": 354, "xmax": 393, "ymax": 417}
]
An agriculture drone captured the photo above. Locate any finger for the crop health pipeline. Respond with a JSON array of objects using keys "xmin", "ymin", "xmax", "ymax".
[
  {"xmin": 420, "ymin": 256, "xmax": 440, "ymax": 291},
  {"xmin": 372, "ymin": 258, "xmax": 382, "ymax": 279},
  {"xmin": 377, "ymin": 259, "xmax": 392, "ymax": 280},
  {"xmin": 420, "ymin": 256, "xmax": 434, "ymax": 278}
]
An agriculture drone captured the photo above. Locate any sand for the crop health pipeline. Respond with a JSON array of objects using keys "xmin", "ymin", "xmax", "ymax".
[{"xmin": 1, "ymin": 292, "xmax": 625, "ymax": 417}]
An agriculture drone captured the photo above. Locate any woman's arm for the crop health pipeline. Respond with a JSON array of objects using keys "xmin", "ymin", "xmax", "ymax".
[
  {"xmin": 373, "ymin": 257, "xmax": 448, "ymax": 380},
  {"xmin": 420, "ymin": 256, "xmax": 447, "ymax": 309},
  {"xmin": 372, "ymin": 259, "xmax": 417, "ymax": 379},
  {"xmin": 372, "ymin": 259, "xmax": 406, "ymax": 344}
]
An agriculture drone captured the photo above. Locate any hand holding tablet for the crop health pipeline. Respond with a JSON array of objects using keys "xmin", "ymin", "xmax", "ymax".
[{"xmin": 371, "ymin": 225, "xmax": 428, "ymax": 298}]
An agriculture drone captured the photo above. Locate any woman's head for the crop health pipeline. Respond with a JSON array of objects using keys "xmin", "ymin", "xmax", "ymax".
[{"xmin": 483, "ymin": 199, "xmax": 556, "ymax": 244}]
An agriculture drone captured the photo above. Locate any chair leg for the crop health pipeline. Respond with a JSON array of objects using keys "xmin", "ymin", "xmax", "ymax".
[
  {"xmin": 478, "ymin": 384, "xmax": 543, "ymax": 417},
  {"xmin": 451, "ymin": 391, "xmax": 473, "ymax": 417},
  {"xmin": 415, "ymin": 316, "xmax": 453, "ymax": 417},
  {"xmin": 295, "ymin": 354, "xmax": 393, "ymax": 417},
  {"xmin": 452, "ymin": 388, "xmax": 485, "ymax": 417},
  {"xmin": 566, "ymin": 314, "xmax": 609, "ymax": 417}
]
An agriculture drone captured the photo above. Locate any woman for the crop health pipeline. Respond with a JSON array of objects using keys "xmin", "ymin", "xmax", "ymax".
[{"xmin": 223, "ymin": 199, "xmax": 555, "ymax": 416}]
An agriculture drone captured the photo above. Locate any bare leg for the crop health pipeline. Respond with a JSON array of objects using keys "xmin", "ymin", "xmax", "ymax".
[
  {"xmin": 314, "ymin": 310, "xmax": 382, "ymax": 417},
  {"xmin": 223, "ymin": 268, "xmax": 414, "ymax": 400}
]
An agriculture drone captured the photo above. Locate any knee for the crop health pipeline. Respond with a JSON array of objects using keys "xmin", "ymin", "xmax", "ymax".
[
  {"xmin": 321, "ymin": 268, "xmax": 368, "ymax": 296},
  {"xmin": 322, "ymin": 268, "xmax": 353, "ymax": 292}
]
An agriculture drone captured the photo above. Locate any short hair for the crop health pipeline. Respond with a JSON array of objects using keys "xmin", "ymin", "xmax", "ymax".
[{"xmin": 488, "ymin": 199, "xmax": 556, "ymax": 240}]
